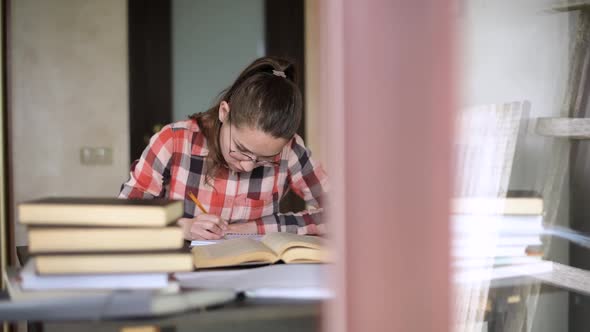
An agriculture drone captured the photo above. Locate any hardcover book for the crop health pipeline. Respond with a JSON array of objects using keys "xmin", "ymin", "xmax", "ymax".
[
  {"xmin": 18, "ymin": 197, "xmax": 183, "ymax": 227},
  {"xmin": 28, "ymin": 226, "xmax": 185, "ymax": 253},
  {"xmin": 35, "ymin": 251, "xmax": 193, "ymax": 275}
]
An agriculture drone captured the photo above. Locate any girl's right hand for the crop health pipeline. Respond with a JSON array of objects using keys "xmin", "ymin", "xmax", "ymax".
[{"xmin": 177, "ymin": 214, "xmax": 229, "ymax": 240}]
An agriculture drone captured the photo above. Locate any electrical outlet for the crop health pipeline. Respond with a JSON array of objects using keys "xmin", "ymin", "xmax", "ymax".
[{"xmin": 80, "ymin": 147, "xmax": 113, "ymax": 165}]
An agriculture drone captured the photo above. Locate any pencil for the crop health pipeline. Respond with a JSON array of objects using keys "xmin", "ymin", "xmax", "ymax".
[{"xmin": 188, "ymin": 192, "xmax": 208, "ymax": 214}]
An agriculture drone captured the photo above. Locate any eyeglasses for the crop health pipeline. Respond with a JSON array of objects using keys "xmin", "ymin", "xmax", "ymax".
[{"xmin": 227, "ymin": 115, "xmax": 280, "ymax": 167}]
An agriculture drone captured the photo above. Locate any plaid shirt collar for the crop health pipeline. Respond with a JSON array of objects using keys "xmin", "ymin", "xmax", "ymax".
[{"xmin": 182, "ymin": 120, "xmax": 209, "ymax": 157}]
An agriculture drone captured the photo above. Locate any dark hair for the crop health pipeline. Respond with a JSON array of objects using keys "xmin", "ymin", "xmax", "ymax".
[{"xmin": 190, "ymin": 56, "xmax": 303, "ymax": 183}]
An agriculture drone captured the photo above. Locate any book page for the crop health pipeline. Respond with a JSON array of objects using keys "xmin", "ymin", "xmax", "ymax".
[
  {"xmin": 191, "ymin": 238, "xmax": 278, "ymax": 268},
  {"xmin": 281, "ymin": 247, "xmax": 328, "ymax": 264},
  {"xmin": 189, "ymin": 234, "xmax": 263, "ymax": 247},
  {"xmin": 261, "ymin": 233, "xmax": 324, "ymax": 256}
]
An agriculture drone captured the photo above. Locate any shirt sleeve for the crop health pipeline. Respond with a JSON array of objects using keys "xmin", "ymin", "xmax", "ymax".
[
  {"xmin": 256, "ymin": 135, "xmax": 328, "ymax": 235},
  {"xmin": 119, "ymin": 125, "xmax": 174, "ymax": 199}
]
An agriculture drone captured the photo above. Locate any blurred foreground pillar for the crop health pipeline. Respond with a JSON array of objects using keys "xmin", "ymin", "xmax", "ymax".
[{"xmin": 320, "ymin": 1, "xmax": 455, "ymax": 331}]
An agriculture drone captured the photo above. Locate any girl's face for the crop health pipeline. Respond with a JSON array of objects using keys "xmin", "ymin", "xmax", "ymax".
[{"xmin": 218, "ymin": 102, "xmax": 288, "ymax": 173}]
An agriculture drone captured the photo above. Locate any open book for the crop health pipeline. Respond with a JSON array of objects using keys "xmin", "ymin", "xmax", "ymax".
[{"xmin": 192, "ymin": 233, "xmax": 327, "ymax": 269}]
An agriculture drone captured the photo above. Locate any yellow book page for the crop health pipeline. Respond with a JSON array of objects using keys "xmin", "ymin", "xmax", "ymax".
[
  {"xmin": 281, "ymin": 247, "xmax": 329, "ymax": 264},
  {"xmin": 261, "ymin": 233, "xmax": 324, "ymax": 257},
  {"xmin": 192, "ymin": 238, "xmax": 278, "ymax": 269}
]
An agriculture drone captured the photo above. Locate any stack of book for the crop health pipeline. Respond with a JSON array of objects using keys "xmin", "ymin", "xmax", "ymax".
[
  {"xmin": 451, "ymin": 195, "xmax": 552, "ymax": 283},
  {"xmin": 17, "ymin": 197, "xmax": 193, "ymax": 291}
]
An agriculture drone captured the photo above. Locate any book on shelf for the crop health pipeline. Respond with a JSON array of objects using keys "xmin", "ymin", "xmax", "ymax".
[
  {"xmin": 452, "ymin": 195, "xmax": 543, "ymax": 215},
  {"xmin": 18, "ymin": 197, "xmax": 183, "ymax": 227},
  {"xmin": 453, "ymin": 235, "xmax": 542, "ymax": 248},
  {"xmin": 35, "ymin": 251, "xmax": 193, "ymax": 275},
  {"xmin": 192, "ymin": 232, "xmax": 327, "ymax": 269},
  {"xmin": 452, "ymin": 214, "xmax": 544, "ymax": 235},
  {"xmin": 452, "ymin": 245, "xmax": 533, "ymax": 259},
  {"xmin": 454, "ymin": 255, "xmax": 544, "ymax": 269},
  {"xmin": 450, "ymin": 193, "xmax": 548, "ymax": 282},
  {"xmin": 451, "ymin": 195, "xmax": 546, "ymax": 268},
  {"xmin": 27, "ymin": 226, "xmax": 184, "ymax": 253}
]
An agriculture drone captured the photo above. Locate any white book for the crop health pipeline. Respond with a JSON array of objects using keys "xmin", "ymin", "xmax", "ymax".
[
  {"xmin": 453, "ymin": 235, "xmax": 542, "ymax": 248},
  {"xmin": 454, "ymin": 255, "xmax": 543, "ymax": 269},
  {"xmin": 452, "ymin": 245, "xmax": 529, "ymax": 258},
  {"xmin": 452, "ymin": 214, "xmax": 543, "ymax": 235},
  {"xmin": 20, "ymin": 258, "xmax": 169, "ymax": 290},
  {"xmin": 452, "ymin": 197, "xmax": 543, "ymax": 215}
]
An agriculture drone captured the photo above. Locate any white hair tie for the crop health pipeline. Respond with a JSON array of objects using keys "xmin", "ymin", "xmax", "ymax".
[{"xmin": 272, "ymin": 70, "xmax": 287, "ymax": 78}]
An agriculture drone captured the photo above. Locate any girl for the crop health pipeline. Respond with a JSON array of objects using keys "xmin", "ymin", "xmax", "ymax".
[{"xmin": 119, "ymin": 56, "xmax": 327, "ymax": 240}]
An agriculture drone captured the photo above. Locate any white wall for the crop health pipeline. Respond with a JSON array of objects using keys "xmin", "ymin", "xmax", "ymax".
[
  {"xmin": 172, "ymin": 0, "xmax": 265, "ymax": 121},
  {"xmin": 462, "ymin": 0, "xmax": 570, "ymax": 189},
  {"xmin": 461, "ymin": 0, "xmax": 572, "ymax": 330},
  {"xmin": 10, "ymin": 0, "xmax": 129, "ymax": 246}
]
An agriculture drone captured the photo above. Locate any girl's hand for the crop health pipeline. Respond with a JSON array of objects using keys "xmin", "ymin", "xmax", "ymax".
[
  {"xmin": 227, "ymin": 221, "xmax": 258, "ymax": 234},
  {"xmin": 177, "ymin": 214, "xmax": 229, "ymax": 240}
]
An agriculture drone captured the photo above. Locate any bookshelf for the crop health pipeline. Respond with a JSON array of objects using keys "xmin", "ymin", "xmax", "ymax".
[
  {"xmin": 536, "ymin": 117, "xmax": 590, "ymax": 139},
  {"xmin": 536, "ymin": 2, "xmax": 590, "ymax": 331}
]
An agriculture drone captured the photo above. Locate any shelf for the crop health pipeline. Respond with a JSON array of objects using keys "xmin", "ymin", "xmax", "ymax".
[
  {"xmin": 535, "ymin": 117, "xmax": 590, "ymax": 139},
  {"xmin": 551, "ymin": 1, "xmax": 590, "ymax": 12}
]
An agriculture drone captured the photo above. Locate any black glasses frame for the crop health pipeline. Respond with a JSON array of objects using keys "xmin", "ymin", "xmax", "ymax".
[{"xmin": 227, "ymin": 114, "xmax": 281, "ymax": 167}]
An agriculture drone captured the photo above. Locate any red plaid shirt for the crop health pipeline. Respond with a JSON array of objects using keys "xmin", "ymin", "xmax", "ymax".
[{"xmin": 119, "ymin": 119, "xmax": 327, "ymax": 235}]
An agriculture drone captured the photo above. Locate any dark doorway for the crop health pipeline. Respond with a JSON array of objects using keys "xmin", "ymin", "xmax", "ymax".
[
  {"xmin": 265, "ymin": 0, "xmax": 305, "ymax": 140},
  {"xmin": 128, "ymin": 0, "xmax": 173, "ymax": 162},
  {"xmin": 264, "ymin": 0, "xmax": 306, "ymax": 212}
]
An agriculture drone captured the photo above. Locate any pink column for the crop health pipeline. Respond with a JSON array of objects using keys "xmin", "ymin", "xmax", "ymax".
[{"xmin": 320, "ymin": 1, "xmax": 455, "ymax": 331}]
